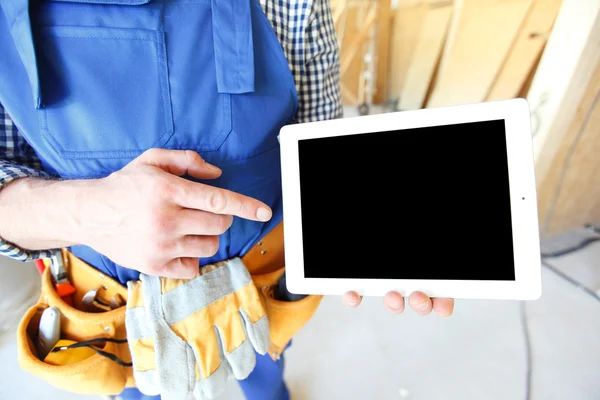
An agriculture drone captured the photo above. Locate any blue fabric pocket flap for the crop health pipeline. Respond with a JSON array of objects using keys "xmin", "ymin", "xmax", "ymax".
[{"xmin": 47, "ymin": 0, "xmax": 150, "ymax": 5}]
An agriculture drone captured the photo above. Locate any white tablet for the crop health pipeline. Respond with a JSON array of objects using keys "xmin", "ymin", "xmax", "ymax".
[{"xmin": 279, "ymin": 98, "xmax": 542, "ymax": 300}]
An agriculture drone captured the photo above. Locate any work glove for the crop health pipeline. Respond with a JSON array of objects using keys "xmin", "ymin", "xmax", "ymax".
[{"xmin": 124, "ymin": 257, "xmax": 270, "ymax": 400}]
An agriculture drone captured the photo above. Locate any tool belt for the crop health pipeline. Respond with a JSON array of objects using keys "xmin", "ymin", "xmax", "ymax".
[{"xmin": 17, "ymin": 222, "xmax": 322, "ymax": 396}]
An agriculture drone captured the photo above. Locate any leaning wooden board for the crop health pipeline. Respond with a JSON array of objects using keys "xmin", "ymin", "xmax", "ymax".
[
  {"xmin": 425, "ymin": 0, "xmax": 533, "ymax": 108},
  {"xmin": 374, "ymin": 0, "xmax": 392, "ymax": 103},
  {"xmin": 527, "ymin": 0, "xmax": 600, "ymax": 236},
  {"xmin": 486, "ymin": 0, "xmax": 563, "ymax": 101},
  {"xmin": 339, "ymin": 5, "xmax": 371, "ymax": 105},
  {"xmin": 387, "ymin": 1, "xmax": 429, "ymax": 105},
  {"xmin": 535, "ymin": 59, "xmax": 600, "ymax": 236},
  {"xmin": 396, "ymin": 2, "xmax": 454, "ymax": 110}
]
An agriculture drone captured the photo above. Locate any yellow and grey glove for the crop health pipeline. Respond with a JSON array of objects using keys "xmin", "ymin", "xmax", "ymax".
[{"xmin": 125, "ymin": 257, "xmax": 270, "ymax": 400}]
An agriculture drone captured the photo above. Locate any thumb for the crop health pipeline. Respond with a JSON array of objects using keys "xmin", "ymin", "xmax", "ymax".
[
  {"xmin": 135, "ymin": 149, "xmax": 222, "ymax": 180},
  {"xmin": 155, "ymin": 257, "xmax": 200, "ymax": 279}
]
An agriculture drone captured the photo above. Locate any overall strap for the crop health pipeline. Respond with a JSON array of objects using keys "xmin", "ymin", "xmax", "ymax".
[
  {"xmin": 211, "ymin": 0, "xmax": 255, "ymax": 94},
  {"xmin": 1, "ymin": 0, "xmax": 42, "ymax": 108}
]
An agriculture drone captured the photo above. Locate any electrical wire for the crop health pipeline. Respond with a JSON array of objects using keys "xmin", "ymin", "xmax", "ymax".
[
  {"xmin": 521, "ymin": 253, "xmax": 600, "ymax": 400},
  {"xmin": 541, "ymin": 237, "xmax": 600, "ymax": 258},
  {"xmin": 520, "ymin": 301, "xmax": 532, "ymax": 400},
  {"xmin": 542, "ymin": 259, "xmax": 600, "ymax": 303},
  {"xmin": 540, "ymin": 223, "xmax": 600, "ymax": 258}
]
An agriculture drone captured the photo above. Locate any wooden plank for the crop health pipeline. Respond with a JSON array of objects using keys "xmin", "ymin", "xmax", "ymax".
[
  {"xmin": 532, "ymin": 0, "xmax": 600, "ymax": 237},
  {"xmin": 536, "ymin": 58, "xmax": 600, "ymax": 236},
  {"xmin": 331, "ymin": 0, "xmax": 349, "ymax": 42},
  {"xmin": 340, "ymin": 7, "xmax": 368, "ymax": 105},
  {"xmin": 374, "ymin": 0, "xmax": 393, "ymax": 103},
  {"xmin": 397, "ymin": 3, "xmax": 453, "ymax": 110},
  {"xmin": 425, "ymin": 0, "xmax": 533, "ymax": 108},
  {"xmin": 434, "ymin": 0, "xmax": 463, "ymax": 79},
  {"xmin": 516, "ymin": 48, "xmax": 543, "ymax": 98},
  {"xmin": 387, "ymin": 2, "xmax": 429, "ymax": 104},
  {"xmin": 527, "ymin": 0, "xmax": 600, "ymax": 185},
  {"xmin": 340, "ymin": 5, "xmax": 377, "ymax": 77},
  {"xmin": 486, "ymin": 0, "xmax": 563, "ymax": 101}
]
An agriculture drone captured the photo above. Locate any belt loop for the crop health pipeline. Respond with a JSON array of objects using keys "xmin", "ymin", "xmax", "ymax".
[
  {"xmin": 211, "ymin": 0, "xmax": 255, "ymax": 94},
  {"xmin": 1, "ymin": 0, "xmax": 43, "ymax": 108}
]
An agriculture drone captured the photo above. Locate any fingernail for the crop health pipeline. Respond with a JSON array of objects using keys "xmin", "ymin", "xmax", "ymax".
[
  {"xmin": 206, "ymin": 163, "xmax": 221, "ymax": 172},
  {"xmin": 256, "ymin": 207, "xmax": 272, "ymax": 221},
  {"xmin": 415, "ymin": 301, "xmax": 429, "ymax": 311},
  {"xmin": 389, "ymin": 300, "xmax": 402, "ymax": 309},
  {"xmin": 345, "ymin": 294, "xmax": 359, "ymax": 307}
]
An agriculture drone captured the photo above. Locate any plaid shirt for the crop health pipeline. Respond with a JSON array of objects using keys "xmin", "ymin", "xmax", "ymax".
[{"xmin": 0, "ymin": 0, "xmax": 342, "ymax": 261}]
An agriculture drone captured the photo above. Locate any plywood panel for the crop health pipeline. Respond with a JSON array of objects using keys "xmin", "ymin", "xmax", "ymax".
[
  {"xmin": 340, "ymin": 7, "xmax": 368, "ymax": 105},
  {"xmin": 374, "ymin": 0, "xmax": 393, "ymax": 103},
  {"xmin": 486, "ymin": 0, "xmax": 563, "ymax": 101},
  {"xmin": 527, "ymin": 0, "xmax": 600, "ymax": 185},
  {"xmin": 396, "ymin": 3, "xmax": 453, "ymax": 110},
  {"xmin": 425, "ymin": 0, "xmax": 533, "ymax": 108},
  {"xmin": 387, "ymin": 2, "xmax": 429, "ymax": 104},
  {"xmin": 537, "ymin": 59, "xmax": 600, "ymax": 236}
]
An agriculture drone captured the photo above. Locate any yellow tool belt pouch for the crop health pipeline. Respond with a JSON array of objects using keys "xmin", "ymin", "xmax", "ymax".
[
  {"xmin": 16, "ymin": 221, "xmax": 320, "ymax": 395},
  {"xmin": 242, "ymin": 222, "xmax": 323, "ymax": 360},
  {"xmin": 17, "ymin": 250, "xmax": 134, "ymax": 395}
]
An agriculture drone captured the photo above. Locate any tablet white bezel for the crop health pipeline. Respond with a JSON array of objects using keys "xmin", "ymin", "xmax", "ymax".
[{"xmin": 279, "ymin": 98, "xmax": 542, "ymax": 300}]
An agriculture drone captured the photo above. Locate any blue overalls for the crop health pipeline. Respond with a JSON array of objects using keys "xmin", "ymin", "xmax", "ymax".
[{"xmin": 0, "ymin": 0, "xmax": 298, "ymax": 398}]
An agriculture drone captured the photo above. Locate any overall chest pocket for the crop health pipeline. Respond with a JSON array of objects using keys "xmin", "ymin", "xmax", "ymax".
[
  {"xmin": 34, "ymin": 0, "xmax": 234, "ymax": 160},
  {"xmin": 37, "ymin": 24, "xmax": 175, "ymax": 159}
]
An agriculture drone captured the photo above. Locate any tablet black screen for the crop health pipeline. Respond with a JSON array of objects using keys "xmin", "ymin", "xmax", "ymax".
[{"xmin": 297, "ymin": 119, "xmax": 516, "ymax": 281}]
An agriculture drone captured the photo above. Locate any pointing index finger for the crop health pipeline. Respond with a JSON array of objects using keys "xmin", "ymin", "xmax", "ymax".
[{"xmin": 176, "ymin": 180, "xmax": 272, "ymax": 221}]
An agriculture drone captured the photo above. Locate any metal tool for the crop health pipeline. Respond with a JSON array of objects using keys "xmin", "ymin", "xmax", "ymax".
[
  {"xmin": 50, "ymin": 252, "xmax": 76, "ymax": 305},
  {"xmin": 82, "ymin": 287, "xmax": 125, "ymax": 312},
  {"xmin": 36, "ymin": 306, "xmax": 61, "ymax": 360}
]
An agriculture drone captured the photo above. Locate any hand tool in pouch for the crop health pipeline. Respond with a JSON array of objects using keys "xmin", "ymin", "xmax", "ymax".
[
  {"xmin": 49, "ymin": 252, "xmax": 76, "ymax": 306},
  {"xmin": 36, "ymin": 306, "xmax": 61, "ymax": 360}
]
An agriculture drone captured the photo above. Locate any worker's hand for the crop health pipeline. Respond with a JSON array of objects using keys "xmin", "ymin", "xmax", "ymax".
[
  {"xmin": 80, "ymin": 149, "xmax": 272, "ymax": 279},
  {"xmin": 343, "ymin": 291, "xmax": 454, "ymax": 317}
]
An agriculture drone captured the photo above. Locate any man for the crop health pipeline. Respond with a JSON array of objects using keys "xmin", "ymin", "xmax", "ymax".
[{"xmin": 0, "ymin": 0, "xmax": 454, "ymax": 398}]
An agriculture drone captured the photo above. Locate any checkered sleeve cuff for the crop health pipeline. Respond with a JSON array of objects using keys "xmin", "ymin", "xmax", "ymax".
[{"xmin": 0, "ymin": 161, "xmax": 59, "ymax": 261}]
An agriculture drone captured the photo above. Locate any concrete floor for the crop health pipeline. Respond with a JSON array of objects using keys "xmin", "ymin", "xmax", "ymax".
[{"xmin": 1, "ymin": 105, "xmax": 599, "ymax": 399}]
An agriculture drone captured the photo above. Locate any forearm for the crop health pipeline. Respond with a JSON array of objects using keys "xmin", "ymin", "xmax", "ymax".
[{"xmin": 0, "ymin": 177, "xmax": 93, "ymax": 251}]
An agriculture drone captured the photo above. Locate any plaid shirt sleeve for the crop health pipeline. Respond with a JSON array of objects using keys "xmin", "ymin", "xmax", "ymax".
[
  {"xmin": 0, "ymin": 103, "xmax": 56, "ymax": 261},
  {"xmin": 259, "ymin": 0, "xmax": 343, "ymax": 123},
  {"xmin": 295, "ymin": 0, "xmax": 343, "ymax": 122}
]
